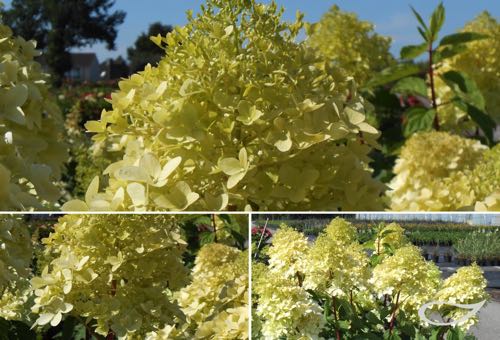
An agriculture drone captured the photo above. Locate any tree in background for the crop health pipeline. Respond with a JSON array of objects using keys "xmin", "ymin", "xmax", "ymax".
[
  {"xmin": 1, "ymin": 0, "xmax": 125, "ymax": 86},
  {"xmin": 127, "ymin": 21, "xmax": 172, "ymax": 73}
]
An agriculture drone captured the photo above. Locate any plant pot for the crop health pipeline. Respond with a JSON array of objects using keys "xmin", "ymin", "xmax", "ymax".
[
  {"xmin": 444, "ymin": 255, "xmax": 452, "ymax": 263},
  {"xmin": 433, "ymin": 255, "xmax": 440, "ymax": 263}
]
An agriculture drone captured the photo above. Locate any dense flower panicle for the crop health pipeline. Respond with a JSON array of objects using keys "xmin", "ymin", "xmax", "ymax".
[
  {"xmin": 0, "ymin": 22, "xmax": 67, "ymax": 210},
  {"xmin": 307, "ymin": 5, "xmax": 394, "ymax": 86},
  {"xmin": 387, "ymin": 131, "xmax": 486, "ymax": 211},
  {"xmin": 470, "ymin": 144, "xmax": 500, "ymax": 209},
  {"xmin": 266, "ymin": 224, "xmax": 309, "ymax": 278},
  {"xmin": 371, "ymin": 245, "xmax": 442, "ymax": 322},
  {"xmin": 64, "ymin": 0, "xmax": 384, "ymax": 212},
  {"xmin": 30, "ymin": 215, "xmax": 189, "ymax": 338},
  {"xmin": 322, "ymin": 217, "xmax": 357, "ymax": 244},
  {"xmin": 374, "ymin": 222, "xmax": 407, "ymax": 254},
  {"xmin": 254, "ymin": 272, "xmax": 324, "ymax": 340},
  {"xmin": 176, "ymin": 243, "xmax": 249, "ymax": 339},
  {"xmin": 434, "ymin": 264, "xmax": 489, "ymax": 330},
  {"xmin": 302, "ymin": 233, "xmax": 370, "ymax": 297},
  {"xmin": 435, "ymin": 11, "xmax": 500, "ymax": 129}
]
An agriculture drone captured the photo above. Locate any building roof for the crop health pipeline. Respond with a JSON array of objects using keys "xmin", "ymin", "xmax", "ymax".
[{"xmin": 70, "ymin": 53, "xmax": 98, "ymax": 68}]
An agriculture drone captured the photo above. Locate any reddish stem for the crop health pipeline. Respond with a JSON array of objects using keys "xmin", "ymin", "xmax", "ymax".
[
  {"xmin": 389, "ymin": 291, "xmax": 401, "ymax": 335},
  {"xmin": 332, "ymin": 297, "xmax": 341, "ymax": 340},
  {"xmin": 211, "ymin": 214, "xmax": 218, "ymax": 243},
  {"xmin": 428, "ymin": 43, "xmax": 440, "ymax": 130}
]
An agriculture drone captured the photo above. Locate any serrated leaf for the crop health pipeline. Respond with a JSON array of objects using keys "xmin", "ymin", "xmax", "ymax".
[
  {"xmin": 403, "ymin": 108, "xmax": 435, "ymax": 137},
  {"xmin": 391, "ymin": 77, "xmax": 428, "ymax": 97}
]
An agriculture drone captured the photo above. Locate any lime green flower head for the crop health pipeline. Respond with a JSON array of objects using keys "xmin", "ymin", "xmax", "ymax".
[
  {"xmin": 31, "ymin": 215, "xmax": 188, "ymax": 337},
  {"xmin": 387, "ymin": 131, "xmax": 486, "ymax": 211},
  {"xmin": 434, "ymin": 264, "xmax": 489, "ymax": 330},
  {"xmin": 374, "ymin": 222, "xmax": 407, "ymax": 254},
  {"xmin": 322, "ymin": 217, "xmax": 357, "ymax": 244},
  {"xmin": 0, "ymin": 22, "xmax": 67, "ymax": 210},
  {"xmin": 266, "ymin": 224, "xmax": 309, "ymax": 279},
  {"xmin": 177, "ymin": 244, "xmax": 248, "ymax": 339},
  {"xmin": 371, "ymin": 245, "xmax": 441, "ymax": 322},
  {"xmin": 307, "ymin": 5, "xmax": 394, "ymax": 86},
  {"xmin": 471, "ymin": 144, "xmax": 500, "ymax": 204},
  {"xmin": 303, "ymin": 233, "xmax": 370, "ymax": 298},
  {"xmin": 255, "ymin": 272, "xmax": 324, "ymax": 340},
  {"xmin": 66, "ymin": 0, "xmax": 383, "ymax": 212}
]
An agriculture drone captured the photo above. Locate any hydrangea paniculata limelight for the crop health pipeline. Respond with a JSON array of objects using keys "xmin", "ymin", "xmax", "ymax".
[
  {"xmin": 176, "ymin": 243, "xmax": 249, "ymax": 339},
  {"xmin": 307, "ymin": 5, "xmax": 394, "ymax": 86},
  {"xmin": 374, "ymin": 222, "xmax": 407, "ymax": 254},
  {"xmin": 266, "ymin": 224, "xmax": 309, "ymax": 279},
  {"xmin": 64, "ymin": 0, "xmax": 384, "ymax": 212},
  {"xmin": 0, "ymin": 20, "xmax": 67, "ymax": 210},
  {"xmin": 371, "ymin": 245, "xmax": 442, "ymax": 322},
  {"xmin": 302, "ymin": 230, "xmax": 370, "ymax": 297},
  {"xmin": 434, "ymin": 264, "xmax": 489, "ymax": 330},
  {"xmin": 254, "ymin": 272, "xmax": 324, "ymax": 340},
  {"xmin": 30, "ymin": 214, "xmax": 188, "ymax": 338},
  {"xmin": 387, "ymin": 131, "xmax": 486, "ymax": 211},
  {"xmin": 471, "ymin": 144, "xmax": 500, "ymax": 211}
]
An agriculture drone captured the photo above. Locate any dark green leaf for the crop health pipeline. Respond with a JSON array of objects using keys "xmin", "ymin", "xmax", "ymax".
[
  {"xmin": 400, "ymin": 43, "xmax": 428, "ymax": 60},
  {"xmin": 435, "ymin": 44, "xmax": 468, "ymax": 62},
  {"xmin": 417, "ymin": 27, "xmax": 428, "ymax": 41},
  {"xmin": 429, "ymin": 3, "xmax": 445, "ymax": 41},
  {"xmin": 458, "ymin": 101, "xmax": 496, "ymax": 145},
  {"xmin": 365, "ymin": 64, "xmax": 421, "ymax": 88},
  {"xmin": 199, "ymin": 231, "xmax": 215, "ymax": 245},
  {"xmin": 403, "ymin": 107, "xmax": 436, "ymax": 137},
  {"xmin": 391, "ymin": 77, "xmax": 428, "ymax": 97},
  {"xmin": 439, "ymin": 32, "xmax": 489, "ymax": 47},
  {"xmin": 411, "ymin": 6, "xmax": 430, "ymax": 41},
  {"xmin": 440, "ymin": 70, "xmax": 485, "ymax": 110}
]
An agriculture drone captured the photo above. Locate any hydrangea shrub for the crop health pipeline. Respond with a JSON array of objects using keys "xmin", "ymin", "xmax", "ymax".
[
  {"xmin": 0, "ymin": 21, "xmax": 67, "ymax": 210},
  {"xmin": 307, "ymin": 5, "xmax": 394, "ymax": 86},
  {"xmin": 253, "ymin": 218, "xmax": 489, "ymax": 338},
  {"xmin": 64, "ymin": 0, "xmax": 383, "ymax": 212}
]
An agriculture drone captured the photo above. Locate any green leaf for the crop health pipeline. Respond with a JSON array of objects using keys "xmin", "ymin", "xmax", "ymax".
[
  {"xmin": 440, "ymin": 70, "xmax": 485, "ymax": 110},
  {"xmin": 200, "ymin": 231, "xmax": 215, "ymax": 245},
  {"xmin": 439, "ymin": 32, "xmax": 489, "ymax": 47},
  {"xmin": 391, "ymin": 77, "xmax": 428, "ymax": 97},
  {"xmin": 403, "ymin": 107, "xmax": 436, "ymax": 137},
  {"xmin": 429, "ymin": 3, "xmax": 445, "ymax": 41},
  {"xmin": 411, "ymin": 6, "xmax": 430, "ymax": 41},
  {"xmin": 435, "ymin": 44, "xmax": 467, "ymax": 62},
  {"xmin": 400, "ymin": 43, "xmax": 428, "ymax": 60},
  {"xmin": 365, "ymin": 64, "xmax": 421, "ymax": 88},
  {"xmin": 457, "ymin": 101, "xmax": 496, "ymax": 145}
]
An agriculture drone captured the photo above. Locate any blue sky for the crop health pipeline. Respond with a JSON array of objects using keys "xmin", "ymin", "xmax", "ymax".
[{"xmin": 3, "ymin": 0, "xmax": 500, "ymax": 62}]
